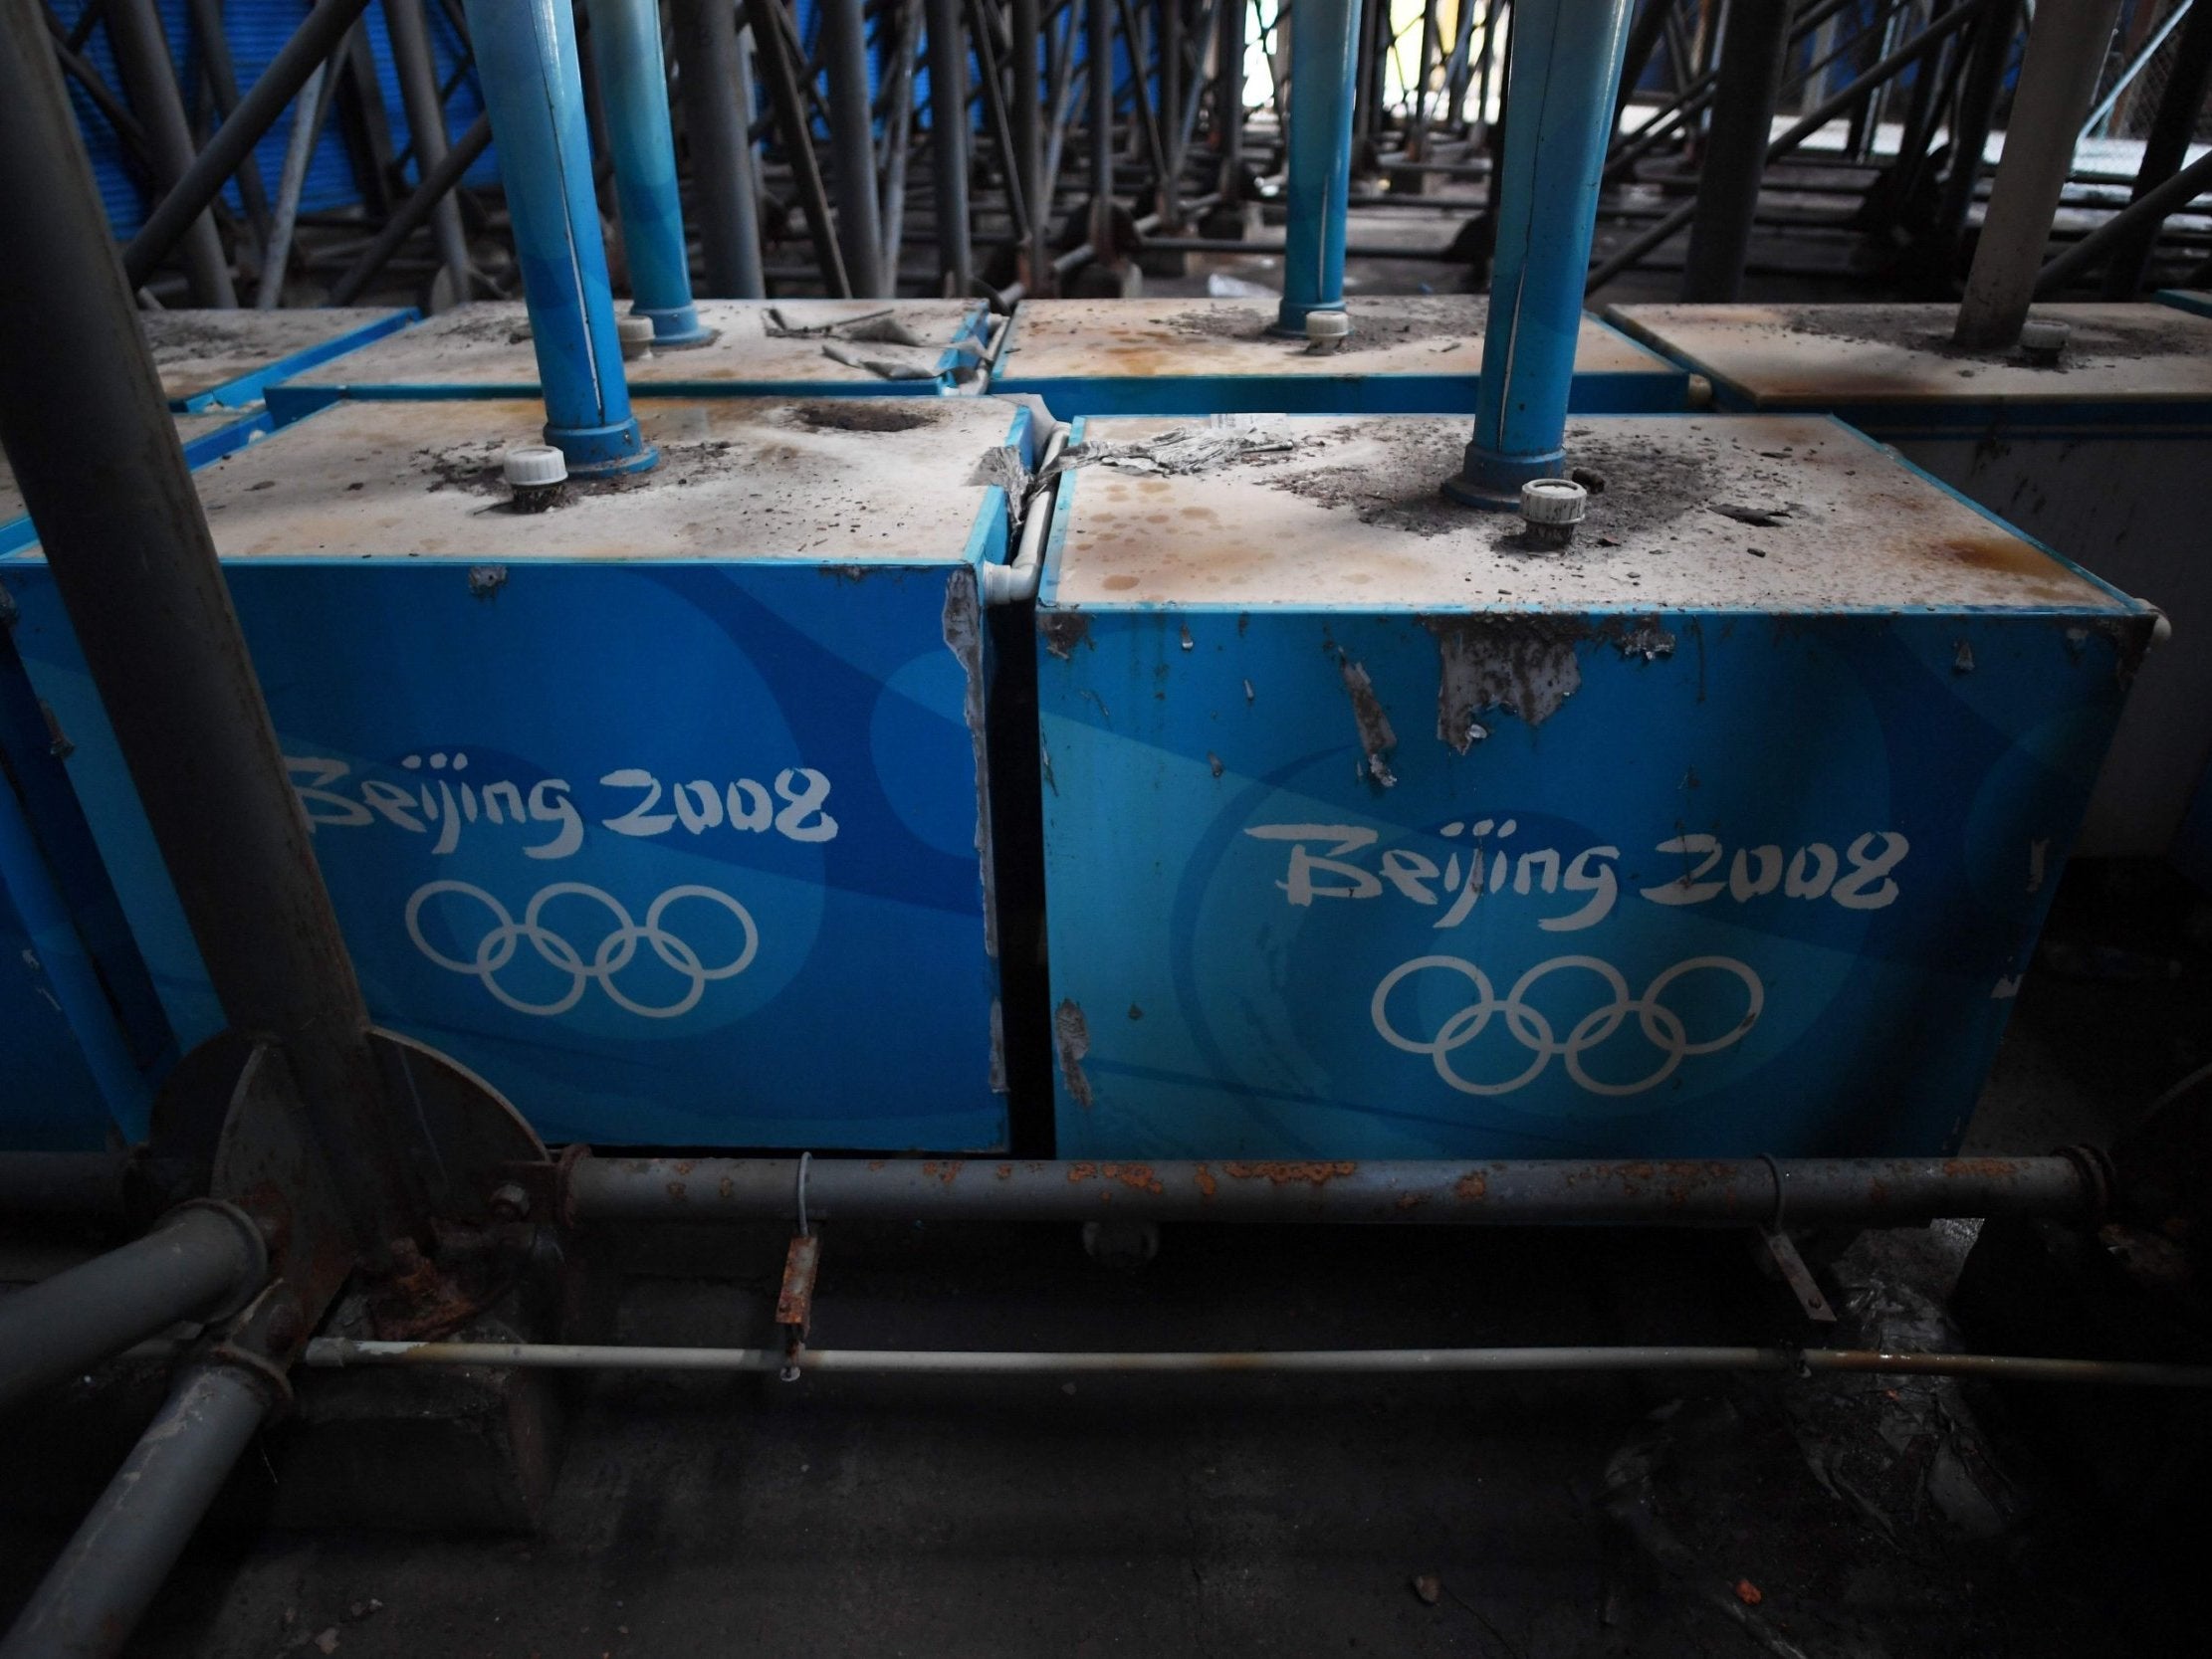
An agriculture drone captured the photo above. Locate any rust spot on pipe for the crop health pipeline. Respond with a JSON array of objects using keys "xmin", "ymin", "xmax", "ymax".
[
  {"xmin": 995, "ymin": 1163, "xmax": 1014, "ymax": 1180},
  {"xmin": 1105, "ymin": 1163, "xmax": 1164, "ymax": 1194},
  {"xmin": 1195, "ymin": 1164, "xmax": 1217, "ymax": 1199},
  {"xmin": 1943, "ymin": 1157, "xmax": 2021, "ymax": 1180},
  {"xmin": 1455, "ymin": 1171, "xmax": 1487, "ymax": 1201},
  {"xmin": 666, "ymin": 1181, "xmax": 688, "ymax": 1201},
  {"xmin": 1221, "ymin": 1160, "xmax": 1357, "ymax": 1186},
  {"xmin": 1067, "ymin": 1162, "xmax": 1098, "ymax": 1184},
  {"xmin": 1396, "ymin": 1192, "xmax": 1426, "ymax": 1211},
  {"xmin": 718, "ymin": 1175, "xmax": 734, "ymax": 1201},
  {"xmin": 868, "ymin": 1159, "xmax": 887, "ymax": 1171},
  {"xmin": 922, "ymin": 1159, "xmax": 965, "ymax": 1185},
  {"xmin": 675, "ymin": 1160, "xmax": 694, "ymax": 1176}
]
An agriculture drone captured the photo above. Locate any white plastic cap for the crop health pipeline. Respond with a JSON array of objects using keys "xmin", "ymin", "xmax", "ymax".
[
  {"xmin": 617, "ymin": 315, "xmax": 656, "ymax": 358},
  {"xmin": 502, "ymin": 445, "xmax": 568, "ymax": 490},
  {"xmin": 1304, "ymin": 309, "xmax": 1351, "ymax": 343},
  {"xmin": 1521, "ymin": 478, "xmax": 1589, "ymax": 526},
  {"xmin": 2019, "ymin": 316, "xmax": 2071, "ymax": 356}
]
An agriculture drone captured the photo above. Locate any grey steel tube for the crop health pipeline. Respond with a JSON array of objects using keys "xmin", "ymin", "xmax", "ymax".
[
  {"xmin": 306, "ymin": 1338, "xmax": 2212, "ymax": 1388},
  {"xmin": 0, "ymin": 1151, "xmax": 129, "ymax": 1220},
  {"xmin": 119, "ymin": 0, "xmax": 376, "ymax": 291},
  {"xmin": 1217, "ymin": 0, "xmax": 1245, "ymax": 181},
  {"xmin": 0, "ymin": 1204, "xmax": 264, "ymax": 1419},
  {"xmin": 2035, "ymin": 145, "xmax": 2212, "ymax": 294},
  {"xmin": 1952, "ymin": 0, "xmax": 2125, "ymax": 347},
  {"xmin": 821, "ymin": 0, "xmax": 888, "ymax": 295},
  {"xmin": 565, "ymin": 1154, "xmax": 2097, "ymax": 1227},
  {"xmin": 328, "ymin": 110, "xmax": 492, "ymax": 303},
  {"xmin": 746, "ymin": 0, "xmax": 850, "ymax": 294},
  {"xmin": 0, "ymin": 1360, "xmax": 280, "ymax": 1659},
  {"xmin": 1929, "ymin": 0, "xmax": 2017, "ymax": 267},
  {"xmin": 672, "ymin": 0, "xmax": 767, "ymax": 297},
  {"xmin": 1089, "ymin": 0, "xmax": 1114, "ymax": 203},
  {"xmin": 383, "ymin": 0, "xmax": 473, "ymax": 302},
  {"xmin": 926, "ymin": 0, "xmax": 974, "ymax": 292},
  {"xmin": 1012, "ymin": 0, "xmax": 1051, "ymax": 288},
  {"xmin": 1678, "ymin": 0, "xmax": 1793, "ymax": 302},
  {"xmin": 0, "ymin": 3, "xmax": 431, "ymax": 1261},
  {"xmin": 106, "ymin": 0, "xmax": 235, "ymax": 304}
]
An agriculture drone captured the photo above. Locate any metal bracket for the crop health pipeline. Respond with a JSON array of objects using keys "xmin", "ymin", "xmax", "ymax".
[{"xmin": 1754, "ymin": 1226, "xmax": 1839, "ymax": 1326}]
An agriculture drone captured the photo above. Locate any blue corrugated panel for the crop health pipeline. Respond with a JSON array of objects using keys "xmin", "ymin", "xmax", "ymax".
[{"xmin": 54, "ymin": 0, "xmax": 497, "ymax": 242}]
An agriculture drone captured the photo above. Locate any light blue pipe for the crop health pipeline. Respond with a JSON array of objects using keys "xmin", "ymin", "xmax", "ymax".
[
  {"xmin": 585, "ymin": 0, "xmax": 713, "ymax": 345},
  {"xmin": 0, "ymin": 770, "xmax": 149, "ymax": 1131},
  {"xmin": 462, "ymin": 0, "xmax": 656, "ymax": 475},
  {"xmin": 1446, "ymin": 0, "xmax": 1638, "ymax": 508},
  {"xmin": 1275, "ymin": 0, "xmax": 1360, "ymax": 334}
]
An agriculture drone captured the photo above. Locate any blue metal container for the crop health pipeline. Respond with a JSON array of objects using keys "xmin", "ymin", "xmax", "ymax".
[
  {"xmin": 266, "ymin": 300, "xmax": 995, "ymax": 424},
  {"xmin": 143, "ymin": 308, "xmax": 415, "ymax": 413},
  {"xmin": 1607, "ymin": 301, "xmax": 2212, "ymax": 863},
  {"xmin": 1032, "ymin": 412, "xmax": 2149, "ymax": 1160},
  {"xmin": 990, "ymin": 297, "xmax": 1687, "ymax": 418},
  {"xmin": 2, "ymin": 394, "xmax": 1032, "ymax": 1151},
  {"xmin": 2156, "ymin": 289, "xmax": 2212, "ymax": 320},
  {"xmin": 3, "ymin": 410, "xmax": 270, "ymax": 555}
]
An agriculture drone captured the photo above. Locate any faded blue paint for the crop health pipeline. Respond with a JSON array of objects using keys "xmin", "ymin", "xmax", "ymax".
[
  {"xmin": 1276, "ymin": 0, "xmax": 1359, "ymax": 334},
  {"xmin": 1454, "ymin": 0, "xmax": 1640, "ymax": 504},
  {"xmin": 1033, "ymin": 448, "xmax": 2146, "ymax": 1161},
  {"xmin": 584, "ymin": 0, "xmax": 710, "ymax": 345},
  {"xmin": 461, "ymin": 0, "xmax": 652, "ymax": 475},
  {"xmin": 0, "ymin": 409, "xmax": 1034, "ymax": 1153}
]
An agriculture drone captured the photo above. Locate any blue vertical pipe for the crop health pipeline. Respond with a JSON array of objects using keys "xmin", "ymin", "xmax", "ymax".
[
  {"xmin": 461, "ymin": 0, "xmax": 656, "ymax": 476},
  {"xmin": 0, "ymin": 771, "xmax": 150, "ymax": 1133},
  {"xmin": 1275, "ymin": 0, "xmax": 1361, "ymax": 334},
  {"xmin": 1445, "ymin": 0, "xmax": 1638, "ymax": 508},
  {"xmin": 585, "ymin": 0, "xmax": 714, "ymax": 344}
]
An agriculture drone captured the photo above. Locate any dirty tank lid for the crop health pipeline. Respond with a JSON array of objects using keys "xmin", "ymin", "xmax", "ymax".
[
  {"xmin": 1, "ymin": 411, "xmax": 248, "ymax": 528},
  {"xmin": 995, "ymin": 295, "xmax": 1673, "ymax": 383},
  {"xmin": 1605, "ymin": 302, "xmax": 2212, "ymax": 408},
  {"xmin": 280, "ymin": 299, "xmax": 985, "ymax": 392},
  {"xmin": 1041, "ymin": 413, "xmax": 2134, "ymax": 614},
  {"xmin": 10, "ymin": 397, "xmax": 1021, "ymax": 564},
  {"xmin": 142, "ymin": 308, "xmax": 410, "ymax": 402}
]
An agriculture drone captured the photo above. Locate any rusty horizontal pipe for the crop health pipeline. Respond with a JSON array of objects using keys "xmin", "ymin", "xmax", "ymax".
[
  {"xmin": 561, "ymin": 1153, "xmax": 2101, "ymax": 1229},
  {"xmin": 305, "ymin": 1339, "xmax": 2212, "ymax": 1389}
]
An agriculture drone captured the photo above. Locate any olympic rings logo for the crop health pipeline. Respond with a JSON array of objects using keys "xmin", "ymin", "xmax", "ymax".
[
  {"xmin": 1370, "ymin": 953, "xmax": 1762, "ymax": 1098},
  {"xmin": 405, "ymin": 881, "xmax": 759, "ymax": 1019}
]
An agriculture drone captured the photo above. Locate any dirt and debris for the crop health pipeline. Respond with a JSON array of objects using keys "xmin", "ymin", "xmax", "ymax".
[
  {"xmin": 1157, "ymin": 295, "xmax": 1487, "ymax": 356},
  {"xmin": 794, "ymin": 401, "xmax": 938, "ymax": 433},
  {"xmin": 413, "ymin": 435, "xmax": 749, "ymax": 511},
  {"xmin": 1069, "ymin": 426, "xmax": 1297, "ymax": 477},
  {"xmin": 1768, "ymin": 304, "xmax": 2212, "ymax": 371}
]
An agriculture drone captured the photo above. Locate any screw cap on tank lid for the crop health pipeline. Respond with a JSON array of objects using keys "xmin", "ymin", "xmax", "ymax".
[
  {"xmin": 2019, "ymin": 316, "xmax": 2070, "ymax": 360},
  {"xmin": 617, "ymin": 314, "xmax": 656, "ymax": 358},
  {"xmin": 1305, "ymin": 309, "xmax": 1351, "ymax": 346},
  {"xmin": 502, "ymin": 445, "xmax": 568, "ymax": 489}
]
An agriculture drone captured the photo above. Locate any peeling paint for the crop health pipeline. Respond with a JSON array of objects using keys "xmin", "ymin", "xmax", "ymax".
[
  {"xmin": 1207, "ymin": 751, "xmax": 1223, "ymax": 778},
  {"xmin": 1220, "ymin": 1160, "xmax": 1357, "ymax": 1186},
  {"xmin": 1179, "ymin": 623, "xmax": 1194, "ymax": 652},
  {"xmin": 1054, "ymin": 999, "xmax": 1094, "ymax": 1109},
  {"xmin": 1607, "ymin": 617, "xmax": 1677, "ymax": 662},
  {"xmin": 1424, "ymin": 617, "xmax": 1586, "ymax": 751},
  {"xmin": 1040, "ymin": 611, "xmax": 1092, "ymax": 659},
  {"xmin": 943, "ymin": 568, "xmax": 998, "ymax": 959},
  {"xmin": 1338, "ymin": 657, "xmax": 1398, "ymax": 787}
]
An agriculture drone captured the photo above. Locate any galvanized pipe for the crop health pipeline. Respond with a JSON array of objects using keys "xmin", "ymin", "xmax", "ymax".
[
  {"xmin": 106, "ymin": 0, "xmax": 236, "ymax": 304},
  {"xmin": 925, "ymin": 0, "xmax": 975, "ymax": 291},
  {"xmin": 306, "ymin": 1338, "xmax": 2212, "ymax": 1388},
  {"xmin": 255, "ymin": 57, "xmax": 335, "ymax": 307},
  {"xmin": 461, "ymin": 0, "xmax": 654, "ymax": 473},
  {"xmin": 0, "ymin": 1359, "xmax": 281, "ymax": 1659},
  {"xmin": 2035, "ymin": 144, "xmax": 2212, "ymax": 294},
  {"xmin": 822, "ymin": 0, "xmax": 889, "ymax": 295},
  {"xmin": 671, "ymin": 0, "xmax": 766, "ymax": 297},
  {"xmin": 0, "ymin": 1203, "xmax": 264, "ymax": 1419},
  {"xmin": 1089, "ymin": 0, "xmax": 1115, "ymax": 203},
  {"xmin": 585, "ymin": 0, "xmax": 712, "ymax": 342},
  {"xmin": 0, "ymin": 1, "xmax": 434, "ymax": 1260},
  {"xmin": 744, "ymin": 0, "xmax": 851, "ymax": 295},
  {"xmin": 383, "ymin": 0, "xmax": 474, "ymax": 303},
  {"xmin": 1929, "ymin": 0, "xmax": 2018, "ymax": 269},
  {"xmin": 1445, "ymin": 0, "xmax": 1639, "ymax": 507},
  {"xmin": 118, "ymin": 0, "xmax": 375, "ymax": 294},
  {"xmin": 1678, "ymin": 0, "xmax": 1793, "ymax": 302},
  {"xmin": 1952, "ymin": 0, "xmax": 2125, "ymax": 348},
  {"xmin": 327, "ymin": 109, "xmax": 493, "ymax": 304},
  {"xmin": 564, "ymin": 1153, "xmax": 2098, "ymax": 1227},
  {"xmin": 1012, "ymin": 0, "xmax": 1052, "ymax": 286},
  {"xmin": 2101, "ymin": 0, "xmax": 2212, "ymax": 296},
  {"xmin": 1217, "ymin": 0, "xmax": 1246, "ymax": 183},
  {"xmin": 1275, "ymin": 0, "xmax": 1361, "ymax": 333}
]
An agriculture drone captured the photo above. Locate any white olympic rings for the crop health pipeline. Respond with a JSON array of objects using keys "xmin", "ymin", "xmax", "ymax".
[
  {"xmin": 405, "ymin": 880, "xmax": 759, "ymax": 1019},
  {"xmin": 1370, "ymin": 953, "xmax": 1762, "ymax": 1097}
]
